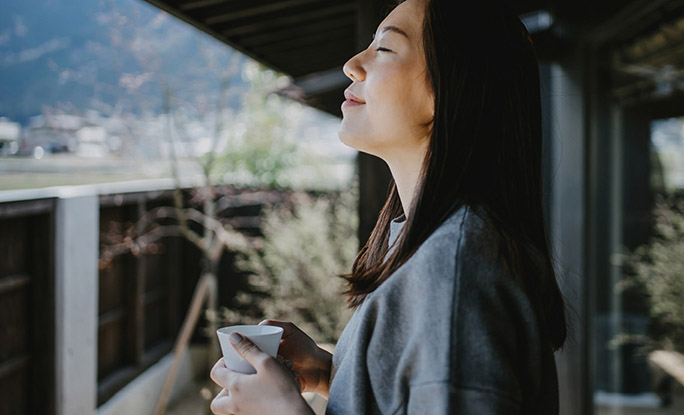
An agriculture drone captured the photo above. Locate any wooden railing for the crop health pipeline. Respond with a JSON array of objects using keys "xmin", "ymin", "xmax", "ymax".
[{"xmin": 0, "ymin": 180, "xmax": 287, "ymax": 415}]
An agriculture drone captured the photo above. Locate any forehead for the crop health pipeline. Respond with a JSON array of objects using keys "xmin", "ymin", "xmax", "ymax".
[{"xmin": 378, "ymin": 0, "xmax": 424, "ymax": 40}]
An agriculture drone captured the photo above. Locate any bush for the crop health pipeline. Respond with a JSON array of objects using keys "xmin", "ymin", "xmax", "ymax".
[
  {"xmin": 218, "ymin": 188, "xmax": 357, "ymax": 344},
  {"xmin": 628, "ymin": 193, "xmax": 684, "ymax": 352}
]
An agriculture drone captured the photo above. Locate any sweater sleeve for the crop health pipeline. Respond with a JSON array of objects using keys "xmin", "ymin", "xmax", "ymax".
[
  {"xmin": 401, "ymin": 210, "xmax": 545, "ymax": 414},
  {"xmin": 441, "ymin": 213, "xmax": 546, "ymax": 414},
  {"xmin": 326, "ymin": 208, "xmax": 554, "ymax": 415},
  {"xmin": 406, "ymin": 382, "xmax": 521, "ymax": 414}
]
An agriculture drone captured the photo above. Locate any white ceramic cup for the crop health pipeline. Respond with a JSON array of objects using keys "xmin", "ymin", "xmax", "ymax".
[{"xmin": 216, "ymin": 325, "xmax": 284, "ymax": 374}]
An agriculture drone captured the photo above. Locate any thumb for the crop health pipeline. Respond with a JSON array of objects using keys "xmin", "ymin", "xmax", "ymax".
[{"xmin": 229, "ymin": 333, "xmax": 265, "ymax": 365}]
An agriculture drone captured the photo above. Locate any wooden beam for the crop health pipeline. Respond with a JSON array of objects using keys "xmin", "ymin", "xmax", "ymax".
[
  {"xmin": 0, "ymin": 199, "xmax": 53, "ymax": 219},
  {"xmin": 0, "ymin": 355, "xmax": 30, "ymax": 380},
  {"xmin": 179, "ymin": 0, "xmax": 228, "ymax": 12},
  {"xmin": 0, "ymin": 274, "xmax": 30, "ymax": 296},
  {"xmin": 220, "ymin": 3, "xmax": 355, "ymax": 37},
  {"xmin": 252, "ymin": 30, "xmax": 354, "ymax": 56},
  {"xmin": 238, "ymin": 16, "xmax": 354, "ymax": 48},
  {"xmin": 205, "ymin": 0, "xmax": 325, "ymax": 25},
  {"xmin": 142, "ymin": 0, "xmax": 292, "ymax": 75},
  {"xmin": 589, "ymin": 0, "xmax": 682, "ymax": 45}
]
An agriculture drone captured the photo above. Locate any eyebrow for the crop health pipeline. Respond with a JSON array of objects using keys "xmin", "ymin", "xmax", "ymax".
[{"xmin": 372, "ymin": 25, "xmax": 410, "ymax": 40}]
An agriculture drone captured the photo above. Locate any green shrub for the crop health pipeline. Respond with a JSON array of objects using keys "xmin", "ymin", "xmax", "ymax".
[
  {"xmin": 219, "ymin": 188, "xmax": 357, "ymax": 344},
  {"xmin": 628, "ymin": 193, "xmax": 684, "ymax": 352}
]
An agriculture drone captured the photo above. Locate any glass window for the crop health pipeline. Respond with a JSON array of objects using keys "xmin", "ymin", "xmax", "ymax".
[{"xmin": 593, "ymin": 116, "xmax": 684, "ymax": 414}]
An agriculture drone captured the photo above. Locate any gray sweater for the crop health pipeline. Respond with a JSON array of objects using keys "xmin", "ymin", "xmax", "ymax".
[{"xmin": 326, "ymin": 206, "xmax": 559, "ymax": 414}]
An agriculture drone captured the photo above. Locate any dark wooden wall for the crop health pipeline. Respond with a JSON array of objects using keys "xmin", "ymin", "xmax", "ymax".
[
  {"xmin": 0, "ymin": 199, "xmax": 55, "ymax": 415},
  {"xmin": 97, "ymin": 193, "xmax": 192, "ymax": 405}
]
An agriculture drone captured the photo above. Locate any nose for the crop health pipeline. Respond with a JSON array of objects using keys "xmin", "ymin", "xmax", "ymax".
[{"xmin": 343, "ymin": 51, "xmax": 366, "ymax": 82}]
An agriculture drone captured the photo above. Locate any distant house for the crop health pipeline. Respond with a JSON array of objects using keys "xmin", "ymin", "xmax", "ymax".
[
  {"xmin": 22, "ymin": 114, "xmax": 80, "ymax": 156},
  {"xmin": 76, "ymin": 125, "xmax": 108, "ymax": 158},
  {"xmin": 0, "ymin": 117, "xmax": 21, "ymax": 155}
]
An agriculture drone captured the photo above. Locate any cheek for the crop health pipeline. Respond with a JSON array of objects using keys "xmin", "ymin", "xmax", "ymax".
[
  {"xmin": 405, "ymin": 74, "xmax": 434, "ymax": 123},
  {"xmin": 337, "ymin": 66, "xmax": 432, "ymax": 154}
]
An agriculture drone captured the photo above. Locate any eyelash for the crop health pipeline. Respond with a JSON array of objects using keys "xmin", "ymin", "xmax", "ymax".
[{"xmin": 376, "ymin": 47, "xmax": 392, "ymax": 52}]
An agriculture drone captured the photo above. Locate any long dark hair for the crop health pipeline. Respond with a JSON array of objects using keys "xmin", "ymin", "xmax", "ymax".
[{"xmin": 342, "ymin": 0, "xmax": 566, "ymax": 350}]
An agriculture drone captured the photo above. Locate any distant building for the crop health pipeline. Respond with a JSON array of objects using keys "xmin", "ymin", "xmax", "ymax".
[
  {"xmin": 21, "ymin": 114, "xmax": 80, "ymax": 156},
  {"xmin": 76, "ymin": 125, "xmax": 108, "ymax": 158},
  {"xmin": 0, "ymin": 117, "xmax": 21, "ymax": 155}
]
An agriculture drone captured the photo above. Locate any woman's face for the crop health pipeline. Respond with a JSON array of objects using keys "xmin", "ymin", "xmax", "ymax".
[{"xmin": 339, "ymin": 0, "xmax": 433, "ymax": 162}]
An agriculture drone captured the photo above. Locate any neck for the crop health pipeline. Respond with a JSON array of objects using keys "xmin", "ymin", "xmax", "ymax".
[{"xmin": 384, "ymin": 144, "xmax": 427, "ymax": 219}]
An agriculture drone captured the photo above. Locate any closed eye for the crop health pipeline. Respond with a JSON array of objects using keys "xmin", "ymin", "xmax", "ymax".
[{"xmin": 376, "ymin": 47, "xmax": 392, "ymax": 52}]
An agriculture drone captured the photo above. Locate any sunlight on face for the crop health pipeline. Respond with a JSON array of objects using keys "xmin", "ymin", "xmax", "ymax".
[{"xmin": 338, "ymin": 0, "xmax": 433, "ymax": 163}]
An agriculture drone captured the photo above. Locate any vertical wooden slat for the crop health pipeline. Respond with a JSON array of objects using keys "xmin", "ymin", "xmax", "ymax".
[
  {"xmin": 0, "ymin": 199, "xmax": 55, "ymax": 415},
  {"xmin": 168, "ymin": 236, "xmax": 181, "ymax": 336},
  {"xmin": 31, "ymin": 210, "xmax": 56, "ymax": 415},
  {"xmin": 134, "ymin": 200, "xmax": 146, "ymax": 364}
]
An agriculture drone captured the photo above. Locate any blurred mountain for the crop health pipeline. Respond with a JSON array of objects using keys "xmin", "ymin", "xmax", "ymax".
[{"xmin": 0, "ymin": 0, "xmax": 250, "ymax": 125}]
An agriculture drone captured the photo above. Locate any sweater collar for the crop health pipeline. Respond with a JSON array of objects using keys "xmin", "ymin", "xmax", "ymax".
[{"xmin": 389, "ymin": 214, "xmax": 406, "ymax": 247}]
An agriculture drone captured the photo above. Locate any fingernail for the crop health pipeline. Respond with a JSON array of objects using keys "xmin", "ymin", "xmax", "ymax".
[{"xmin": 228, "ymin": 332, "xmax": 242, "ymax": 345}]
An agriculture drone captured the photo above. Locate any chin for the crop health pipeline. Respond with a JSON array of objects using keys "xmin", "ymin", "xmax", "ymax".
[
  {"xmin": 338, "ymin": 123, "xmax": 385, "ymax": 157},
  {"xmin": 338, "ymin": 131, "xmax": 369, "ymax": 154}
]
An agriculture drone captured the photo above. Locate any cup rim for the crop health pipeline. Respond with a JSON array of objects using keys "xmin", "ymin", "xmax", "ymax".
[{"xmin": 216, "ymin": 324, "xmax": 284, "ymax": 336}]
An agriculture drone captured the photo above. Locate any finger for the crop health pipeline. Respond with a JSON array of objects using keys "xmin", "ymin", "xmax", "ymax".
[
  {"xmin": 259, "ymin": 320, "xmax": 294, "ymax": 338},
  {"xmin": 229, "ymin": 333, "xmax": 269, "ymax": 367},
  {"xmin": 210, "ymin": 358, "xmax": 239, "ymax": 389},
  {"xmin": 293, "ymin": 371, "xmax": 304, "ymax": 392}
]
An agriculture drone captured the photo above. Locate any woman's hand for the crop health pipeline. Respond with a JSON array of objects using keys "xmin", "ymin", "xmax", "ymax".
[
  {"xmin": 260, "ymin": 320, "xmax": 333, "ymax": 398},
  {"xmin": 210, "ymin": 333, "xmax": 313, "ymax": 415}
]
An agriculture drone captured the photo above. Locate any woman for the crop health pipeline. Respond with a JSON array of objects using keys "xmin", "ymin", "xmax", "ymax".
[{"xmin": 209, "ymin": 0, "xmax": 567, "ymax": 413}]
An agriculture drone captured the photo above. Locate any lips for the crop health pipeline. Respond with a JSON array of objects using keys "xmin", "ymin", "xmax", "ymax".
[{"xmin": 342, "ymin": 89, "xmax": 365, "ymax": 108}]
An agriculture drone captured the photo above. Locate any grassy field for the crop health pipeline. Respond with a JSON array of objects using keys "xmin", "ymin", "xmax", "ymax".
[{"xmin": 0, "ymin": 155, "xmax": 199, "ymax": 191}]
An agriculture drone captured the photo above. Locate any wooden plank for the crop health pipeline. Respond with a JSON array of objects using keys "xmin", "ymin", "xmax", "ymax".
[
  {"xmin": 0, "ymin": 217, "xmax": 28, "ymax": 276},
  {"xmin": 251, "ymin": 29, "xmax": 354, "ymax": 56},
  {"xmin": 0, "ymin": 274, "xmax": 30, "ymax": 296},
  {"xmin": 221, "ymin": 3, "xmax": 355, "ymax": 37},
  {"xmin": 239, "ymin": 16, "xmax": 354, "ymax": 48},
  {"xmin": 0, "ymin": 283, "xmax": 30, "ymax": 361},
  {"xmin": 98, "ymin": 307, "xmax": 126, "ymax": 327},
  {"xmin": 179, "ymin": 0, "xmax": 226, "ymax": 11},
  {"xmin": 134, "ymin": 200, "xmax": 146, "ymax": 364},
  {"xmin": 99, "ymin": 190, "xmax": 172, "ymax": 208},
  {"xmin": 142, "ymin": 289, "xmax": 165, "ymax": 306},
  {"xmin": 204, "ymin": 0, "xmax": 325, "ymax": 25},
  {"xmin": 168, "ymin": 237, "xmax": 181, "ymax": 337},
  {"xmin": 31, "ymin": 211, "xmax": 55, "ymax": 415},
  {"xmin": 0, "ymin": 199, "xmax": 53, "ymax": 219},
  {"xmin": 0, "ymin": 354, "xmax": 30, "ymax": 380}
]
